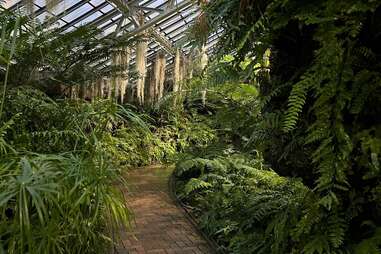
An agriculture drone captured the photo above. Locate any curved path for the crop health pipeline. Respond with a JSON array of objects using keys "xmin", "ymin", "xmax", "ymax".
[{"xmin": 114, "ymin": 165, "xmax": 215, "ymax": 254}]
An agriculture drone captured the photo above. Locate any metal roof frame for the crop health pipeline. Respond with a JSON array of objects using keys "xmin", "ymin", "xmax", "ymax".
[{"xmin": 3, "ymin": 0, "xmax": 219, "ymax": 74}]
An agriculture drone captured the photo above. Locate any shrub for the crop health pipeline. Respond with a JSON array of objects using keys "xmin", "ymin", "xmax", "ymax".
[
  {"xmin": 174, "ymin": 154, "xmax": 310, "ymax": 253},
  {"xmin": 0, "ymin": 88, "xmax": 133, "ymax": 253}
]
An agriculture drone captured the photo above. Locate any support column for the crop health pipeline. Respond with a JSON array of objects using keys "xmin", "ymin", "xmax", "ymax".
[
  {"xmin": 148, "ymin": 66, "xmax": 155, "ymax": 104},
  {"xmin": 115, "ymin": 78, "xmax": 120, "ymax": 101},
  {"xmin": 156, "ymin": 51, "xmax": 166, "ymax": 101},
  {"xmin": 173, "ymin": 48, "xmax": 181, "ymax": 94},
  {"xmin": 111, "ymin": 47, "xmax": 130, "ymax": 103},
  {"xmin": 200, "ymin": 44, "xmax": 208, "ymax": 71},
  {"xmin": 179, "ymin": 55, "xmax": 186, "ymax": 92},
  {"xmin": 111, "ymin": 51, "xmax": 119, "ymax": 101},
  {"xmin": 136, "ymin": 13, "xmax": 148, "ymax": 105},
  {"xmin": 106, "ymin": 78, "xmax": 112, "ymax": 99},
  {"xmin": 200, "ymin": 45, "xmax": 208, "ymax": 106},
  {"xmin": 187, "ymin": 49, "xmax": 196, "ymax": 79},
  {"xmin": 97, "ymin": 78, "xmax": 104, "ymax": 98},
  {"xmin": 172, "ymin": 48, "xmax": 184, "ymax": 106},
  {"xmin": 188, "ymin": 60, "xmax": 194, "ymax": 80},
  {"xmin": 91, "ymin": 81, "xmax": 96, "ymax": 101},
  {"xmin": 120, "ymin": 47, "xmax": 130, "ymax": 103},
  {"xmin": 70, "ymin": 86, "xmax": 78, "ymax": 99},
  {"xmin": 102, "ymin": 78, "xmax": 108, "ymax": 98},
  {"xmin": 148, "ymin": 51, "xmax": 167, "ymax": 104},
  {"xmin": 88, "ymin": 83, "xmax": 94, "ymax": 101},
  {"xmin": 79, "ymin": 84, "xmax": 86, "ymax": 100}
]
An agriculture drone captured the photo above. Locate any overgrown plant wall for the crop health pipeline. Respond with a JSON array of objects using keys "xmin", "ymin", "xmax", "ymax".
[{"xmin": 195, "ymin": 0, "xmax": 381, "ymax": 252}]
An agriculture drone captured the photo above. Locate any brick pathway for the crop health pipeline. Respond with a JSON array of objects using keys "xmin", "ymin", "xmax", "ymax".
[{"xmin": 113, "ymin": 165, "xmax": 214, "ymax": 254}]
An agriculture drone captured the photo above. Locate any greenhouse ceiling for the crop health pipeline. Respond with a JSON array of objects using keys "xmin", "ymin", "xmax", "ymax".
[{"xmin": 2, "ymin": 0, "xmax": 220, "ymax": 70}]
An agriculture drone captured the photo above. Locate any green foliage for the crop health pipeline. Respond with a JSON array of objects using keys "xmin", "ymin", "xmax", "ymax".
[
  {"xmin": 0, "ymin": 7, "xmax": 222, "ymax": 254},
  {"xmin": 174, "ymin": 153, "xmax": 310, "ymax": 253},
  {"xmin": 282, "ymin": 77, "xmax": 311, "ymax": 132},
  {"xmin": 0, "ymin": 153, "xmax": 130, "ymax": 254},
  {"xmin": 0, "ymin": 84, "xmax": 218, "ymax": 253},
  {"xmin": 101, "ymin": 100, "xmax": 217, "ymax": 167},
  {"xmin": 184, "ymin": 178, "xmax": 212, "ymax": 195},
  {"xmin": 177, "ymin": 60, "xmax": 261, "ymax": 152},
  {"xmin": 0, "ymin": 78, "xmax": 218, "ymax": 253},
  {"xmin": 354, "ymin": 227, "xmax": 381, "ymax": 254},
  {"xmin": 0, "ymin": 11, "xmax": 136, "ymax": 252},
  {"xmin": 0, "ymin": 87, "xmax": 140, "ymax": 253},
  {"xmin": 193, "ymin": 0, "xmax": 381, "ymax": 252},
  {"xmin": 101, "ymin": 125, "xmax": 176, "ymax": 167}
]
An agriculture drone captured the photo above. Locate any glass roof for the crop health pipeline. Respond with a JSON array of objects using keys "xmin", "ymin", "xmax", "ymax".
[{"xmin": 2, "ymin": 0, "xmax": 218, "ymax": 72}]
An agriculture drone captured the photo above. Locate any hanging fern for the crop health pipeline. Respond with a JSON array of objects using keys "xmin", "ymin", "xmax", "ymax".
[{"xmin": 282, "ymin": 76, "xmax": 312, "ymax": 132}]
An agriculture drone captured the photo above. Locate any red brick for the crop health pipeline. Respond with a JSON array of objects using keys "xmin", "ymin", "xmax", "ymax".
[{"xmin": 112, "ymin": 166, "xmax": 214, "ymax": 254}]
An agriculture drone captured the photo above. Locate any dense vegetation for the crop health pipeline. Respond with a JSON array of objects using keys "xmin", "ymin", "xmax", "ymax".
[
  {"xmin": 0, "ymin": 9, "xmax": 132, "ymax": 253},
  {"xmin": 174, "ymin": 0, "xmax": 381, "ymax": 253},
  {"xmin": 0, "ymin": 84, "xmax": 219, "ymax": 253},
  {"xmin": 0, "ymin": 8, "xmax": 214, "ymax": 253},
  {"xmin": 1, "ymin": 0, "xmax": 380, "ymax": 253},
  {"xmin": 174, "ymin": 154, "xmax": 308, "ymax": 253}
]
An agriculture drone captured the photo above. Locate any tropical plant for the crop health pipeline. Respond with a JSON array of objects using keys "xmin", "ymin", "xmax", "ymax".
[
  {"xmin": 191, "ymin": 0, "xmax": 381, "ymax": 252},
  {"xmin": 0, "ymin": 152, "xmax": 130, "ymax": 254},
  {"xmin": 174, "ymin": 153, "xmax": 310, "ymax": 253},
  {"xmin": 0, "ymin": 86, "xmax": 138, "ymax": 253},
  {"xmin": 0, "ymin": 3, "xmax": 221, "ymax": 254}
]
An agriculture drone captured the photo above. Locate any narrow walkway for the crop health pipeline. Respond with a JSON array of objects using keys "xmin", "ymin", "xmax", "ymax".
[{"xmin": 115, "ymin": 165, "xmax": 214, "ymax": 254}]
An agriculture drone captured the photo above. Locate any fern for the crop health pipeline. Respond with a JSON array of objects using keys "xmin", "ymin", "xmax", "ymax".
[
  {"xmin": 191, "ymin": 0, "xmax": 381, "ymax": 253},
  {"xmin": 283, "ymin": 76, "xmax": 312, "ymax": 132},
  {"xmin": 174, "ymin": 154, "xmax": 310, "ymax": 253},
  {"xmin": 184, "ymin": 178, "xmax": 212, "ymax": 195},
  {"xmin": 303, "ymin": 236, "xmax": 330, "ymax": 254}
]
